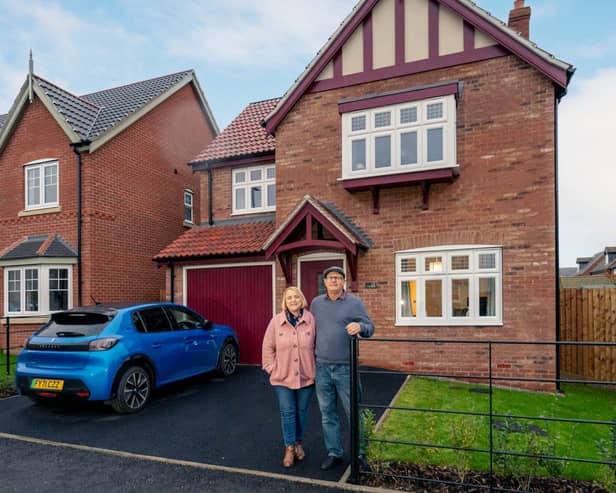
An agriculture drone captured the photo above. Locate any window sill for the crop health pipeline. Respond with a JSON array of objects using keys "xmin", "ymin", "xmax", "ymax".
[
  {"xmin": 231, "ymin": 208, "xmax": 276, "ymax": 217},
  {"xmin": 340, "ymin": 166, "xmax": 458, "ymax": 212},
  {"xmin": 19, "ymin": 206, "xmax": 62, "ymax": 217},
  {"xmin": 2, "ymin": 315, "xmax": 50, "ymax": 325},
  {"xmin": 395, "ymin": 320, "xmax": 503, "ymax": 327},
  {"xmin": 183, "ymin": 220, "xmax": 195, "ymax": 228}
]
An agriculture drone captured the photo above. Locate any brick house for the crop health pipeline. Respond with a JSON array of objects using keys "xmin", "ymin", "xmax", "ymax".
[
  {"xmin": 0, "ymin": 64, "xmax": 218, "ymax": 339},
  {"xmin": 156, "ymin": 0, "xmax": 573, "ymax": 387}
]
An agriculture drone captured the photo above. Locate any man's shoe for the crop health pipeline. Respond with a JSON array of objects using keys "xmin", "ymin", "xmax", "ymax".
[
  {"xmin": 358, "ymin": 454, "xmax": 372, "ymax": 472},
  {"xmin": 320, "ymin": 455, "xmax": 343, "ymax": 470},
  {"xmin": 294, "ymin": 442, "xmax": 305, "ymax": 461}
]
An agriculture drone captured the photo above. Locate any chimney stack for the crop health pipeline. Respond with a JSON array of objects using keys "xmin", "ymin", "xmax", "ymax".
[{"xmin": 508, "ymin": 0, "xmax": 531, "ymax": 39}]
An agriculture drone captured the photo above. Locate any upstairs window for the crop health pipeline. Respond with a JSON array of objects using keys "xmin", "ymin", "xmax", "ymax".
[
  {"xmin": 184, "ymin": 190, "xmax": 194, "ymax": 224},
  {"xmin": 396, "ymin": 246, "xmax": 502, "ymax": 326},
  {"xmin": 232, "ymin": 164, "xmax": 275, "ymax": 214},
  {"xmin": 25, "ymin": 159, "xmax": 59, "ymax": 210},
  {"xmin": 342, "ymin": 95, "xmax": 456, "ymax": 179}
]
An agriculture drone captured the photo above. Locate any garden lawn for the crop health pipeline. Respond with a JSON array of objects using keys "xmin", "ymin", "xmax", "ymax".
[{"xmin": 369, "ymin": 376, "xmax": 616, "ymax": 483}]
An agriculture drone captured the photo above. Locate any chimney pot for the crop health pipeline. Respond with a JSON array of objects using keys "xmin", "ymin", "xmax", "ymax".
[{"xmin": 514, "ymin": 0, "xmax": 525, "ymax": 7}]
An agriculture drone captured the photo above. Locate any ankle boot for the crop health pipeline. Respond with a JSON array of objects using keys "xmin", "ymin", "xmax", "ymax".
[
  {"xmin": 294, "ymin": 442, "xmax": 305, "ymax": 461},
  {"xmin": 283, "ymin": 445, "xmax": 295, "ymax": 467}
]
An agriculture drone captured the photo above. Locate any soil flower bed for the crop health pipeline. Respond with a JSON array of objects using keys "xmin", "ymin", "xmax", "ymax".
[
  {"xmin": 360, "ymin": 462, "xmax": 609, "ymax": 493},
  {"xmin": 0, "ymin": 382, "xmax": 16, "ymax": 399}
]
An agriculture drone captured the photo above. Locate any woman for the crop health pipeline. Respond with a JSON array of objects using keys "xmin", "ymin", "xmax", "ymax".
[{"xmin": 262, "ymin": 286, "xmax": 316, "ymax": 468}]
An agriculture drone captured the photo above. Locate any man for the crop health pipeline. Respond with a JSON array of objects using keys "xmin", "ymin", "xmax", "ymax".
[{"xmin": 311, "ymin": 266, "xmax": 375, "ymax": 470}]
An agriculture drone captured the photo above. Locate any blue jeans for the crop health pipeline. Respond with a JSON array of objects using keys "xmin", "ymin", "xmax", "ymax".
[
  {"xmin": 273, "ymin": 385, "xmax": 315, "ymax": 446},
  {"xmin": 316, "ymin": 363, "xmax": 364, "ymax": 458}
]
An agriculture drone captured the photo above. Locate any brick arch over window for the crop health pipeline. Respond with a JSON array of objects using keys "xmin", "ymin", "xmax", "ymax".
[{"xmin": 263, "ymin": 195, "xmax": 372, "ymax": 291}]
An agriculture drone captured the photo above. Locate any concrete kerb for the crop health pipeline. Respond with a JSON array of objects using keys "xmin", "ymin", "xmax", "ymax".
[{"xmin": 0, "ymin": 431, "xmax": 397, "ymax": 493}]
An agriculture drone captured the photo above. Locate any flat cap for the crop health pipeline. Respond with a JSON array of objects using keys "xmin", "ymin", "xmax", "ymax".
[{"xmin": 323, "ymin": 266, "xmax": 345, "ymax": 278}]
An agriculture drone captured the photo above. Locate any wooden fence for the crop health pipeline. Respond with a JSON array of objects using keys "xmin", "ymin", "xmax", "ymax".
[{"xmin": 559, "ymin": 287, "xmax": 616, "ymax": 382}]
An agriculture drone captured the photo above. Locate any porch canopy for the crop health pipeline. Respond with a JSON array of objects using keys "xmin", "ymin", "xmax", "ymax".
[{"xmin": 263, "ymin": 195, "xmax": 372, "ymax": 291}]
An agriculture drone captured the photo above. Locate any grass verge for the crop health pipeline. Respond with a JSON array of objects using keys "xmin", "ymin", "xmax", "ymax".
[
  {"xmin": 367, "ymin": 376, "xmax": 616, "ymax": 486},
  {"xmin": 0, "ymin": 352, "xmax": 17, "ymax": 397}
]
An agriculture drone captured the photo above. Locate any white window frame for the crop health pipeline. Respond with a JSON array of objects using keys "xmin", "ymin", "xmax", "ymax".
[
  {"xmin": 24, "ymin": 159, "xmax": 59, "ymax": 211},
  {"xmin": 395, "ymin": 246, "xmax": 502, "ymax": 326},
  {"xmin": 4, "ymin": 264, "xmax": 72, "ymax": 316},
  {"xmin": 184, "ymin": 189, "xmax": 194, "ymax": 224},
  {"xmin": 232, "ymin": 164, "xmax": 275, "ymax": 215},
  {"xmin": 341, "ymin": 96, "xmax": 457, "ymax": 180}
]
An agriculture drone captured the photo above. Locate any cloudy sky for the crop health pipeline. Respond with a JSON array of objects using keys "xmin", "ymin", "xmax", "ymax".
[{"xmin": 0, "ymin": 0, "xmax": 614, "ymax": 267}]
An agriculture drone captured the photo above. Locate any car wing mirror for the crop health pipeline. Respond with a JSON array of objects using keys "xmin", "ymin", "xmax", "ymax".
[{"xmin": 202, "ymin": 319, "xmax": 213, "ymax": 330}]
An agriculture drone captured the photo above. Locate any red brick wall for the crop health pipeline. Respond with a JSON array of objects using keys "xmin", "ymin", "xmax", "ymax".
[
  {"xmin": 273, "ymin": 55, "xmax": 558, "ymax": 388},
  {"xmin": 0, "ymin": 99, "xmax": 79, "ymax": 319},
  {"xmin": 200, "ymin": 166, "xmax": 234, "ymax": 222},
  {"xmin": 82, "ymin": 84, "xmax": 213, "ymax": 303},
  {"xmin": 0, "ymin": 83, "xmax": 214, "ymax": 315}
]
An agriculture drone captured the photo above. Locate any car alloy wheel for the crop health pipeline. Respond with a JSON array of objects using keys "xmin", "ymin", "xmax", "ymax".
[
  {"xmin": 112, "ymin": 366, "xmax": 151, "ymax": 413},
  {"xmin": 217, "ymin": 342, "xmax": 238, "ymax": 377}
]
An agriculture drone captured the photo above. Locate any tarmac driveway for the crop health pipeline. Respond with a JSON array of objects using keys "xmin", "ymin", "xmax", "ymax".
[{"xmin": 0, "ymin": 365, "xmax": 405, "ymax": 484}]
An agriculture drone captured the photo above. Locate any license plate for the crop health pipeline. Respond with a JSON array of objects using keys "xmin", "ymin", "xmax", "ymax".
[{"xmin": 31, "ymin": 378, "xmax": 64, "ymax": 391}]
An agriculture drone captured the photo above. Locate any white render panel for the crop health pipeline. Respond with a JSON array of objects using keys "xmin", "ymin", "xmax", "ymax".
[
  {"xmin": 474, "ymin": 29, "xmax": 497, "ymax": 48},
  {"xmin": 373, "ymin": 0, "xmax": 396, "ymax": 69},
  {"xmin": 405, "ymin": 0, "xmax": 429, "ymax": 62},
  {"xmin": 316, "ymin": 61, "xmax": 334, "ymax": 81},
  {"xmin": 438, "ymin": 4, "xmax": 464, "ymax": 55},
  {"xmin": 342, "ymin": 25, "xmax": 364, "ymax": 75}
]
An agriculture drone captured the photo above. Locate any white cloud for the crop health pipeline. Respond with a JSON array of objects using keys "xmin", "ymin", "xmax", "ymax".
[
  {"xmin": 0, "ymin": 0, "xmax": 150, "ymax": 104},
  {"xmin": 558, "ymin": 68, "xmax": 616, "ymax": 266},
  {"xmin": 160, "ymin": 0, "xmax": 357, "ymax": 67},
  {"xmin": 0, "ymin": 57, "xmax": 25, "ymax": 114}
]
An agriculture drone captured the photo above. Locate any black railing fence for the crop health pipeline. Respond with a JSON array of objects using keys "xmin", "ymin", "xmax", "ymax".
[
  {"xmin": 349, "ymin": 337, "xmax": 616, "ymax": 492},
  {"xmin": 1, "ymin": 317, "xmax": 37, "ymax": 376}
]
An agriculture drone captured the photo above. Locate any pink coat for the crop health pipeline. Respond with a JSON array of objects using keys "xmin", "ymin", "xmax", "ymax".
[{"xmin": 261, "ymin": 310, "xmax": 316, "ymax": 389}]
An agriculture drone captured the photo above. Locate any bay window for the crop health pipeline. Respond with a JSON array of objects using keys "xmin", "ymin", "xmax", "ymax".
[
  {"xmin": 342, "ymin": 95, "xmax": 456, "ymax": 179},
  {"xmin": 396, "ymin": 246, "xmax": 502, "ymax": 326},
  {"xmin": 4, "ymin": 265, "xmax": 71, "ymax": 316}
]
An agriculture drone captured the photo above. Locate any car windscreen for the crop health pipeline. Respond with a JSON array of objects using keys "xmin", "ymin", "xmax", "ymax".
[{"xmin": 37, "ymin": 312, "xmax": 113, "ymax": 337}]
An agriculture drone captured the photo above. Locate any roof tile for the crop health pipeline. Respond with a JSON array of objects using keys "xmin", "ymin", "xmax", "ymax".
[
  {"xmin": 155, "ymin": 219, "xmax": 275, "ymax": 260},
  {"xmin": 190, "ymin": 98, "xmax": 279, "ymax": 164},
  {"xmin": 31, "ymin": 70, "xmax": 194, "ymax": 142},
  {"xmin": 0, "ymin": 234, "xmax": 76, "ymax": 261}
]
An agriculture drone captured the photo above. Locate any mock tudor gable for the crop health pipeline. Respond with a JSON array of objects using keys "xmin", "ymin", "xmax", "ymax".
[{"xmin": 264, "ymin": 0, "xmax": 573, "ymax": 134}]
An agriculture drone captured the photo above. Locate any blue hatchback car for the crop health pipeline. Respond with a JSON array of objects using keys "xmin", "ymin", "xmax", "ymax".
[{"xmin": 16, "ymin": 302, "xmax": 239, "ymax": 413}]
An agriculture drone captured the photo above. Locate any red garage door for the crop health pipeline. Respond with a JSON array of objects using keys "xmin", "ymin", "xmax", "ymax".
[{"xmin": 186, "ymin": 264, "xmax": 273, "ymax": 365}]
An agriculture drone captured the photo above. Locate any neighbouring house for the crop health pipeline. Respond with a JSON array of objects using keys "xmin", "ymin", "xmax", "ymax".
[
  {"xmin": 575, "ymin": 247, "xmax": 616, "ymax": 278},
  {"xmin": 156, "ymin": 0, "xmax": 573, "ymax": 389},
  {"xmin": 0, "ymin": 61, "xmax": 218, "ymax": 341},
  {"xmin": 559, "ymin": 247, "xmax": 616, "ymax": 288}
]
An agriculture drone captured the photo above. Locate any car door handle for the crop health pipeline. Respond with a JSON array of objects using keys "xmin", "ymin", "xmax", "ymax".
[
  {"xmin": 151, "ymin": 343, "xmax": 162, "ymax": 349},
  {"xmin": 184, "ymin": 337, "xmax": 194, "ymax": 343}
]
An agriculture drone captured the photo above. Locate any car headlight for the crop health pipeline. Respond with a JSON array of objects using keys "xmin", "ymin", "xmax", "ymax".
[{"xmin": 88, "ymin": 337, "xmax": 119, "ymax": 351}]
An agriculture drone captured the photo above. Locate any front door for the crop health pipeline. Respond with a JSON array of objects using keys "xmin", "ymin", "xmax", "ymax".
[{"xmin": 300, "ymin": 259, "xmax": 344, "ymax": 307}]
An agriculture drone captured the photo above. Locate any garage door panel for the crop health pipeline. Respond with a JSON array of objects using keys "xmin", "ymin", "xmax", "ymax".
[{"xmin": 186, "ymin": 265, "xmax": 272, "ymax": 365}]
